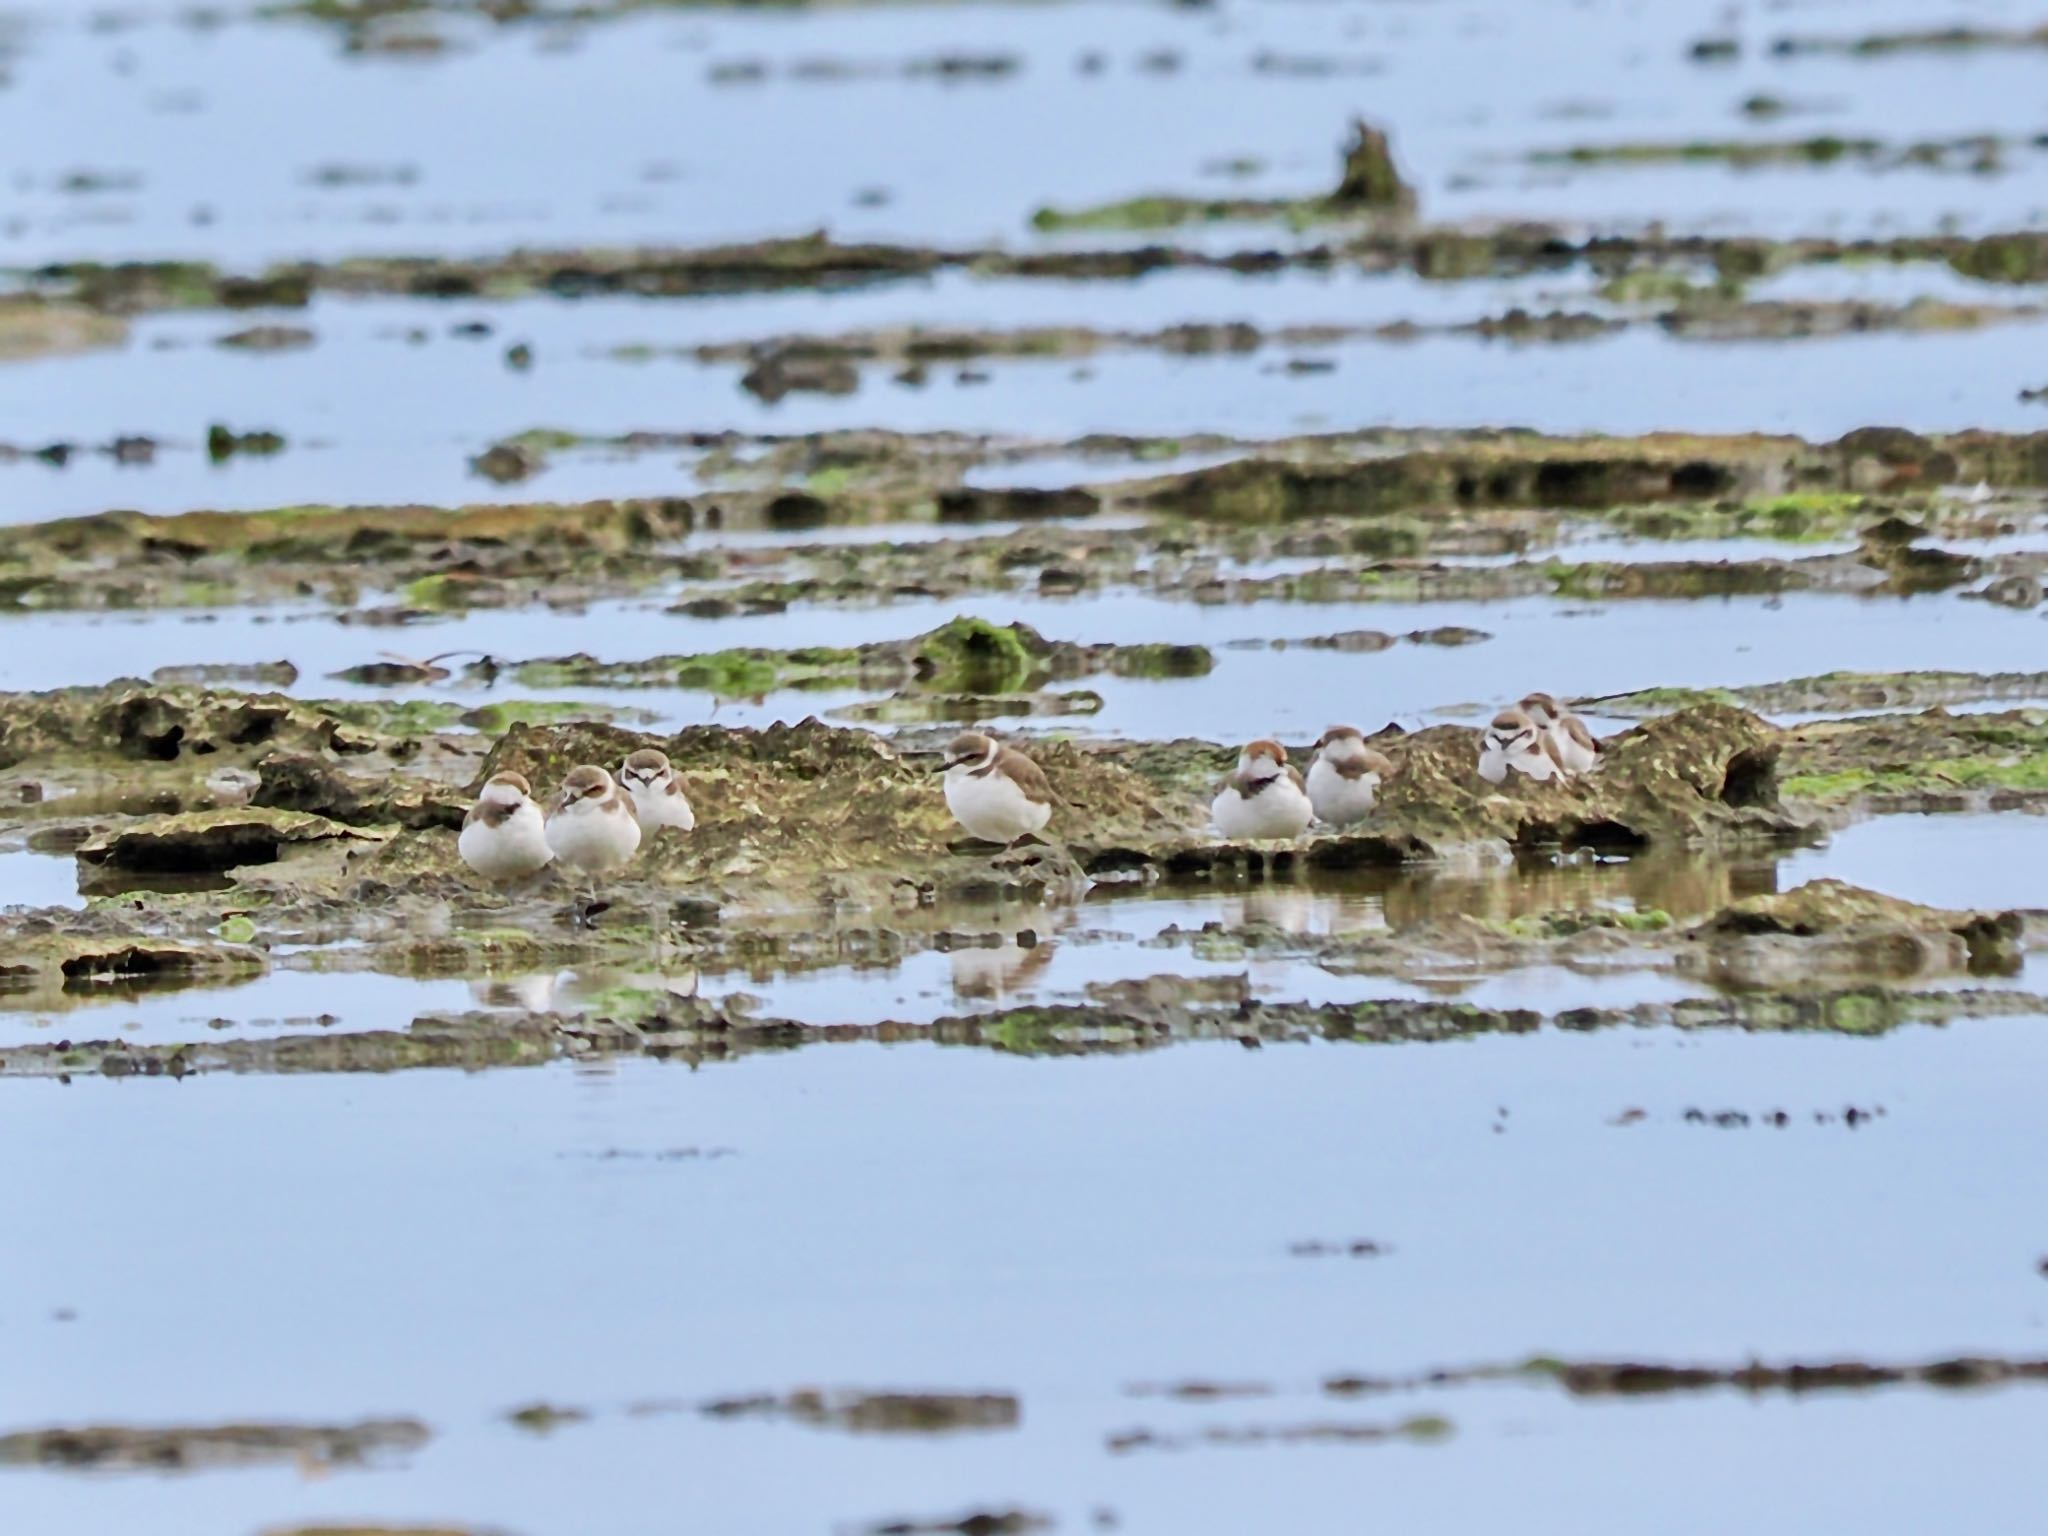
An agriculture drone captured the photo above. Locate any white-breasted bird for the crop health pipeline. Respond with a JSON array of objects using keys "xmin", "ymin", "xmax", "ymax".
[
  {"xmin": 618, "ymin": 748, "xmax": 697, "ymax": 835},
  {"xmin": 458, "ymin": 771, "xmax": 554, "ymax": 881},
  {"xmin": 938, "ymin": 730, "xmax": 1054, "ymax": 844},
  {"xmin": 1519, "ymin": 692, "xmax": 1601, "ymax": 777},
  {"xmin": 1478, "ymin": 708, "xmax": 1565, "ymax": 785},
  {"xmin": 1305, "ymin": 725, "xmax": 1397, "ymax": 827},
  {"xmin": 1212, "ymin": 738, "xmax": 1314, "ymax": 840},
  {"xmin": 544, "ymin": 765, "xmax": 643, "ymax": 881}
]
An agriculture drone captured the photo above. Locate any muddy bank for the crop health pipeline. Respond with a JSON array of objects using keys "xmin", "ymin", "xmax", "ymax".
[
  {"xmin": 1588, "ymin": 671, "xmax": 2048, "ymax": 718},
  {"xmin": 700, "ymin": 1389, "xmax": 1019, "ymax": 1434},
  {"xmin": 0, "ymin": 1417, "xmax": 427, "ymax": 1472},
  {"xmin": 1127, "ymin": 428, "xmax": 2048, "ymax": 524},
  {"xmin": 7, "ymin": 437, "xmax": 2039, "ymax": 617},
  {"xmin": 33, "ymin": 226, "xmax": 2048, "ymax": 314},
  {"xmin": 6, "ymin": 984, "xmax": 2040, "ymax": 1078}
]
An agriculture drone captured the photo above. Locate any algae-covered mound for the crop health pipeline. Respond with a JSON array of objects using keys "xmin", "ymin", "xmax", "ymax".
[
  {"xmin": 506, "ymin": 618, "xmax": 1212, "ymax": 697},
  {"xmin": 1369, "ymin": 703, "xmax": 1797, "ymax": 853},
  {"xmin": 475, "ymin": 716, "xmax": 1194, "ymax": 906},
  {"xmin": 1679, "ymin": 878, "xmax": 2026, "ymax": 988},
  {"xmin": 1782, "ymin": 707, "xmax": 2048, "ymax": 807},
  {"xmin": 1110, "ymin": 704, "xmax": 1790, "ymax": 870}
]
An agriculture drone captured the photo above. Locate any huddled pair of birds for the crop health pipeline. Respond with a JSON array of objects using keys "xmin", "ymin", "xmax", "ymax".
[
  {"xmin": 458, "ymin": 749, "xmax": 696, "ymax": 884},
  {"xmin": 1478, "ymin": 691, "xmax": 1601, "ymax": 785},
  {"xmin": 459, "ymin": 694, "xmax": 1606, "ymax": 888}
]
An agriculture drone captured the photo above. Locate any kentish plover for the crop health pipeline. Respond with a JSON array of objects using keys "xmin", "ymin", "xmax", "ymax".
[
  {"xmin": 1519, "ymin": 692, "xmax": 1601, "ymax": 777},
  {"xmin": 545, "ymin": 764, "xmax": 643, "ymax": 881},
  {"xmin": 937, "ymin": 730, "xmax": 1054, "ymax": 844},
  {"xmin": 1478, "ymin": 708, "xmax": 1564, "ymax": 785},
  {"xmin": 1212, "ymin": 738, "xmax": 1314, "ymax": 840},
  {"xmin": 458, "ymin": 771, "xmax": 554, "ymax": 881},
  {"xmin": 618, "ymin": 748, "xmax": 697, "ymax": 835},
  {"xmin": 1305, "ymin": 725, "xmax": 1396, "ymax": 827}
]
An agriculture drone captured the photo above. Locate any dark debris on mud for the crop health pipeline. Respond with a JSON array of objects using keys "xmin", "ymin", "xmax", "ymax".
[{"xmin": 0, "ymin": 1417, "xmax": 428, "ymax": 1472}]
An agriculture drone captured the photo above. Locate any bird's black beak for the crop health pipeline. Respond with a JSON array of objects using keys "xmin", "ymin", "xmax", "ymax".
[{"xmin": 932, "ymin": 758, "xmax": 959, "ymax": 774}]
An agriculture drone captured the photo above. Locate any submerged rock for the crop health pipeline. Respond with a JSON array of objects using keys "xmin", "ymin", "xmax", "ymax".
[
  {"xmin": 0, "ymin": 935, "xmax": 264, "ymax": 996},
  {"xmin": 1679, "ymin": 878, "xmax": 2025, "ymax": 988}
]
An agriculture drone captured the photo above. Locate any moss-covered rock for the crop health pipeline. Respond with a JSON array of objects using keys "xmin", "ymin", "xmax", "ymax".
[{"xmin": 1781, "ymin": 708, "xmax": 2048, "ymax": 807}]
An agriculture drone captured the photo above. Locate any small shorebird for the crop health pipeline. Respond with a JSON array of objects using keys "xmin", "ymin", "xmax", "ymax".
[
  {"xmin": 937, "ymin": 730, "xmax": 1054, "ymax": 844},
  {"xmin": 1478, "ymin": 708, "xmax": 1564, "ymax": 785},
  {"xmin": 458, "ymin": 771, "xmax": 554, "ymax": 881},
  {"xmin": 1305, "ymin": 725, "xmax": 1396, "ymax": 827},
  {"xmin": 1212, "ymin": 739, "xmax": 1313, "ymax": 839},
  {"xmin": 1520, "ymin": 692, "xmax": 1600, "ymax": 777},
  {"xmin": 618, "ymin": 748, "xmax": 697, "ymax": 836},
  {"xmin": 545, "ymin": 765, "xmax": 643, "ymax": 887}
]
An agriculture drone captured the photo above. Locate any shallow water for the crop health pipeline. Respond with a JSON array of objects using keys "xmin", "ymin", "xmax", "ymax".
[
  {"xmin": 5, "ymin": 812, "xmax": 2033, "ymax": 1046},
  {"xmin": 0, "ymin": 967, "xmax": 478, "ymax": 1043},
  {"xmin": 2, "ymin": 588, "xmax": 2040, "ymax": 743},
  {"xmin": 11, "ymin": 314, "xmax": 2048, "ymax": 517},
  {"xmin": 9, "ymin": 1022, "xmax": 2048, "ymax": 1535},
  {"xmin": 9, "ymin": 0, "xmax": 2048, "ymax": 269},
  {"xmin": 1779, "ymin": 812, "xmax": 2048, "ymax": 913}
]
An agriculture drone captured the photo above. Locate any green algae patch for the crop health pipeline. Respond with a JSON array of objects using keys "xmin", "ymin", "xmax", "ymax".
[
  {"xmin": 504, "ymin": 621, "xmax": 1212, "ymax": 700},
  {"xmin": 914, "ymin": 616, "xmax": 1039, "ymax": 692},
  {"xmin": 1589, "ymin": 671, "xmax": 2048, "ymax": 720},
  {"xmin": 1782, "ymin": 709, "xmax": 2048, "ymax": 807}
]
